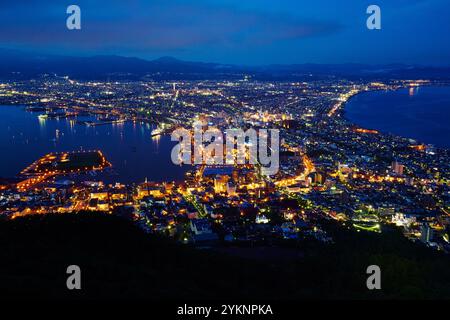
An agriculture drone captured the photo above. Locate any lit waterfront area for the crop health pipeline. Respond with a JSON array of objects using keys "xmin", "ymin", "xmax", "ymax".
[
  {"xmin": 0, "ymin": 105, "xmax": 188, "ymax": 183},
  {"xmin": 345, "ymin": 85, "xmax": 450, "ymax": 148},
  {"xmin": 0, "ymin": 78, "xmax": 449, "ymax": 253}
]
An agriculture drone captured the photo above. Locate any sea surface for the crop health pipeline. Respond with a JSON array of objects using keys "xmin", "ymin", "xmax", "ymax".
[
  {"xmin": 0, "ymin": 105, "xmax": 188, "ymax": 183},
  {"xmin": 345, "ymin": 86, "xmax": 450, "ymax": 148}
]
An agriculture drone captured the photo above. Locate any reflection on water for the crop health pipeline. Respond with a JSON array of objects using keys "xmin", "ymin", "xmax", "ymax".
[
  {"xmin": 0, "ymin": 105, "xmax": 188, "ymax": 183},
  {"xmin": 345, "ymin": 86, "xmax": 450, "ymax": 148}
]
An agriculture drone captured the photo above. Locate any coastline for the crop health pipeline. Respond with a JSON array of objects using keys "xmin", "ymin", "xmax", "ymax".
[
  {"xmin": 341, "ymin": 85, "xmax": 450, "ymax": 149},
  {"xmin": 0, "ymin": 105, "xmax": 188, "ymax": 183}
]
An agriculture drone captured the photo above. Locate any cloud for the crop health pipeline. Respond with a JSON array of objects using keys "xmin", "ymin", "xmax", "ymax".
[{"xmin": 0, "ymin": 0, "xmax": 342, "ymax": 53}]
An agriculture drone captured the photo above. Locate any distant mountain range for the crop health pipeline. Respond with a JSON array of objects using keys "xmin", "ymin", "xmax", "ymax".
[{"xmin": 1, "ymin": 48, "xmax": 449, "ymax": 81}]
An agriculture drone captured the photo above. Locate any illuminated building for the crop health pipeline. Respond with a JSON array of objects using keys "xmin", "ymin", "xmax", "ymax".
[
  {"xmin": 214, "ymin": 175, "xmax": 229, "ymax": 194},
  {"xmin": 309, "ymin": 172, "xmax": 324, "ymax": 185},
  {"xmin": 226, "ymin": 182, "xmax": 237, "ymax": 197},
  {"xmin": 391, "ymin": 161, "xmax": 404, "ymax": 175},
  {"xmin": 420, "ymin": 223, "xmax": 433, "ymax": 243}
]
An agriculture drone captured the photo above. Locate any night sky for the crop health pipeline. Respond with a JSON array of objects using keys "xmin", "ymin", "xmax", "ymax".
[{"xmin": 1, "ymin": 0, "xmax": 449, "ymax": 65}]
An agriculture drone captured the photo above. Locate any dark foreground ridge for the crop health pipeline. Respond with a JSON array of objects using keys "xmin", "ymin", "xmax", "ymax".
[{"xmin": 1, "ymin": 212, "xmax": 449, "ymax": 300}]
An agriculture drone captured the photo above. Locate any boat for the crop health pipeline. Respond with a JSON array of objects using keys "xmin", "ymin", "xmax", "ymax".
[{"xmin": 151, "ymin": 127, "xmax": 163, "ymax": 137}]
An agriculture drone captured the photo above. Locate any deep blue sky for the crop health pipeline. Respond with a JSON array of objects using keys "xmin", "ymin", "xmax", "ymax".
[{"xmin": 1, "ymin": 0, "xmax": 449, "ymax": 65}]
